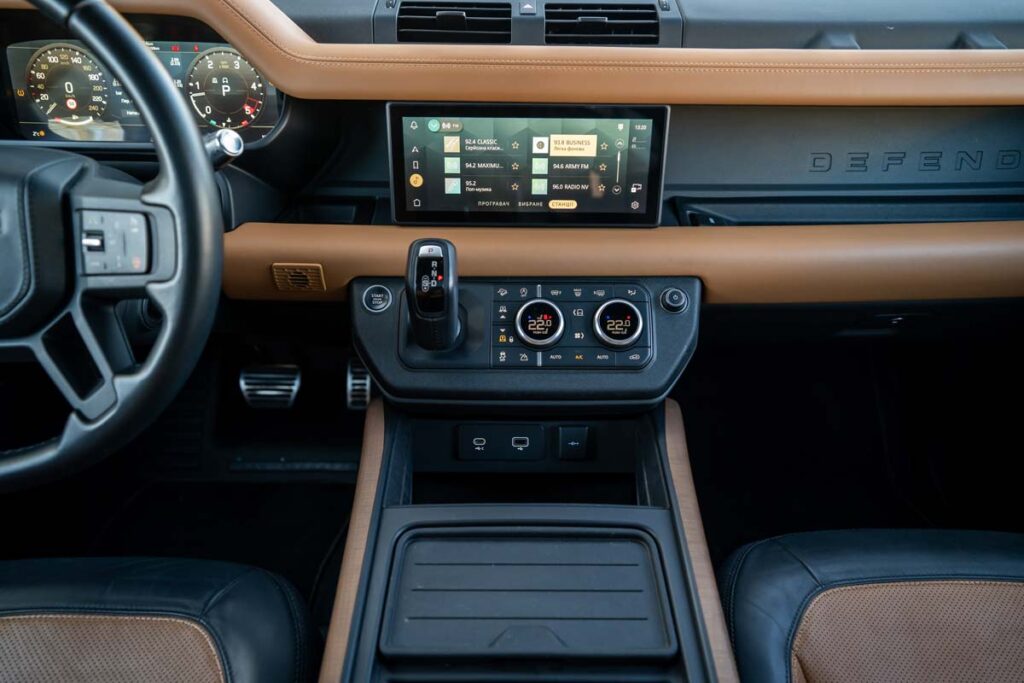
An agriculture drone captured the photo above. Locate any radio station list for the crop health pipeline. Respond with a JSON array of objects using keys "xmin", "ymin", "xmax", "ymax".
[{"xmin": 402, "ymin": 116, "xmax": 654, "ymax": 214}]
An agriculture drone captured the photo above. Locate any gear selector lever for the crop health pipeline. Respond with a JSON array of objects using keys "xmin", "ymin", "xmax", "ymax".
[{"xmin": 406, "ymin": 238, "xmax": 461, "ymax": 350}]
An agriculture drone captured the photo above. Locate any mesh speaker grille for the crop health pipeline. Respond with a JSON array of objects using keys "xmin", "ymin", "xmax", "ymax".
[{"xmin": 272, "ymin": 263, "xmax": 326, "ymax": 292}]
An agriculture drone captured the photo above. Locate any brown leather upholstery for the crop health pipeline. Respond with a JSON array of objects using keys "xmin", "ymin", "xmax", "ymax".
[
  {"xmin": 0, "ymin": 613, "xmax": 224, "ymax": 683},
  {"xmin": 723, "ymin": 531, "xmax": 1024, "ymax": 683},
  {"xmin": 222, "ymin": 221, "xmax": 1024, "ymax": 305},
  {"xmin": 791, "ymin": 580, "xmax": 1024, "ymax": 683},
  {"xmin": 6, "ymin": 0, "xmax": 1024, "ymax": 105}
]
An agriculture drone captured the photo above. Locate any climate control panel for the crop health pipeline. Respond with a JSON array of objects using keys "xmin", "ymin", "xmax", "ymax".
[
  {"xmin": 491, "ymin": 283, "xmax": 654, "ymax": 369},
  {"xmin": 350, "ymin": 276, "xmax": 699, "ymax": 406}
]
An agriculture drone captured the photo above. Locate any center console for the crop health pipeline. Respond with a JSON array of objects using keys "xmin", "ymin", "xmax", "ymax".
[
  {"xmin": 337, "ymin": 403, "xmax": 721, "ymax": 683},
  {"xmin": 328, "ymin": 103, "xmax": 728, "ymax": 683}
]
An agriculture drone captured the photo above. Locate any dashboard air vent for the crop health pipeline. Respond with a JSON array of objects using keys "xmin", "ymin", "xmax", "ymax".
[
  {"xmin": 545, "ymin": 3, "xmax": 659, "ymax": 45},
  {"xmin": 398, "ymin": 2, "xmax": 513, "ymax": 44}
]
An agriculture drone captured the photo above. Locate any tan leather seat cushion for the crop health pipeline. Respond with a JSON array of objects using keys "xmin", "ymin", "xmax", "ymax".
[
  {"xmin": 791, "ymin": 580, "xmax": 1024, "ymax": 683},
  {"xmin": 0, "ymin": 613, "xmax": 224, "ymax": 683}
]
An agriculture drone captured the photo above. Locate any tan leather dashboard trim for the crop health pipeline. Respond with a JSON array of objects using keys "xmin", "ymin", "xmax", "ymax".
[
  {"xmin": 664, "ymin": 399, "xmax": 738, "ymax": 683},
  {"xmin": 5, "ymin": 0, "xmax": 1024, "ymax": 104},
  {"xmin": 319, "ymin": 400, "xmax": 385, "ymax": 683},
  {"xmin": 223, "ymin": 221, "xmax": 1024, "ymax": 305}
]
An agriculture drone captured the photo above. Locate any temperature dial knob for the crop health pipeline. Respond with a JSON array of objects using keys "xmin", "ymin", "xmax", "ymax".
[
  {"xmin": 594, "ymin": 299, "xmax": 644, "ymax": 348},
  {"xmin": 515, "ymin": 299, "xmax": 564, "ymax": 348}
]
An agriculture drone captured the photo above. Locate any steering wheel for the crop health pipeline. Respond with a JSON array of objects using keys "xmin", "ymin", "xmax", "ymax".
[{"xmin": 0, "ymin": 0, "xmax": 222, "ymax": 489}]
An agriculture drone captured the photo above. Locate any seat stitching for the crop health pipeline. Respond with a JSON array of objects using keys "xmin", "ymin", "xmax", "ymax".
[
  {"xmin": 772, "ymin": 537, "xmax": 822, "ymax": 586},
  {"xmin": 200, "ymin": 567, "xmax": 261, "ymax": 683},
  {"xmin": 724, "ymin": 539, "xmax": 769, "ymax": 647},
  {"xmin": 0, "ymin": 613, "xmax": 226, "ymax": 683},
  {"xmin": 263, "ymin": 569, "xmax": 306, "ymax": 683}
]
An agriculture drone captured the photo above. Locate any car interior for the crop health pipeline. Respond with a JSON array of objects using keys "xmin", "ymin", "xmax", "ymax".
[{"xmin": 1, "ymin": 0, "xmax": 1023, "ymax": 681}]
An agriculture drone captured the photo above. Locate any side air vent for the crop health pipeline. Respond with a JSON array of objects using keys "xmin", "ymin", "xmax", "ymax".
[
  {"xmin": 545, "ymin": 3, "xmax": 659, "ymax": 45},
  {"xmin": 397, "ymin": 2, "xmax": 512, "ymax": 44}
]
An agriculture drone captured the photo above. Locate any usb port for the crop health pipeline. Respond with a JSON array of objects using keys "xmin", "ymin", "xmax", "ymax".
[{"xmin": 511, "ymin": 436, "xmax": 530, "ymax": 449}]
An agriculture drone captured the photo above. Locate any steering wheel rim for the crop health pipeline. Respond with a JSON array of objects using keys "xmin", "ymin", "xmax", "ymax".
[{"xmin": 0, "ymin": 0, "xmax": 222, "ymax": 488}]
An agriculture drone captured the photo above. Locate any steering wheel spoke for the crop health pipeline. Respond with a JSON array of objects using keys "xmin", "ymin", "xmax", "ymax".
[{"xmin": 32, "ymin": 301, "xmax": 121, "ymax": 422}]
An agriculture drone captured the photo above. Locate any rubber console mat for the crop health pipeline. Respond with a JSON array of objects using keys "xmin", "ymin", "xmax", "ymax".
[{"xmin": 379, "ymin": 526, "xmax": 677, "ymax": 660}]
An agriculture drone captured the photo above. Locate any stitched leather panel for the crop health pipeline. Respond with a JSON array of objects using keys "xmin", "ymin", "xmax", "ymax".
[
  {"xmin": 222, "ymin": 222, "xmax": 1024, "ymax": 305},
  {"xmin": 791, "ymin": 581, "xmax": 1024, "ymax": 683},
  {"xmin": 0, "ymin": 614, "xmax": 224, "ymax": 683}
]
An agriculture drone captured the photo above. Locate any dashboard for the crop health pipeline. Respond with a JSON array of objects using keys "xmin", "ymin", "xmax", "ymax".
[
  {"xmin": 0, "ymin": 0, "xmax": 1022, "ymax": 308},
  {"xmin": 5, "ymin": 39, "xmax": 280, "ymax": 143}
]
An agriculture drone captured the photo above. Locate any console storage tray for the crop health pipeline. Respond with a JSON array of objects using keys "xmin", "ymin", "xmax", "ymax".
[{"xmin": 379, "ymin": 526, "xmax": 678, "ymax": 660}]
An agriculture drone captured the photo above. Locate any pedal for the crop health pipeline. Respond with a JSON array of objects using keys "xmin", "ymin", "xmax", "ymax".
[
  {"xmin": 347, "ymin": 357, "xmax": 373, "ymax": 410},
  {"xmin": 239, "ymin": 365, "xmax": 301, "ymax": 409}
]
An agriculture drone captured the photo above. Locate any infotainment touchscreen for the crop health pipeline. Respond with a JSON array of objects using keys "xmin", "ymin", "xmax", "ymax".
[{"xmin": 388, "ymin": 104, "xmax": 668, "ymax": 227}]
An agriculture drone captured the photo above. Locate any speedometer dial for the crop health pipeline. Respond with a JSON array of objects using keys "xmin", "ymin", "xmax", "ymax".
[
  {"xmin": 27, "ymin": 44, "xmax": 108, "ymax": 123},
  {"xmin": 186, "ymin": 49, "xmax": 265, "ymax": 130}
]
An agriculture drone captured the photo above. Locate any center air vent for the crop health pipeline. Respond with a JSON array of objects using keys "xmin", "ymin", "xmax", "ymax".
[
  {"xmin": 545, "ymin": 3, "xmax": 659, "ymax": 45},
  {"xmin": 397, "ymin": 2, "xmax": 512, "ymax": 43}
]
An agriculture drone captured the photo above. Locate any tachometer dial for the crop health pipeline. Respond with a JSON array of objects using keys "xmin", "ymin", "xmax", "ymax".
[
  {"xmin": 186, "ymin": 49, "xmax": 265, "ymax": 130},
  {"xmin": 27, "ymin": 44, "xmax": 108, "ymax": 123}
]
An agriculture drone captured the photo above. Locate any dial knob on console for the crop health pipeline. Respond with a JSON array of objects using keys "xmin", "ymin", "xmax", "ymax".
[
  {"xmin": 594, "ymin": 299, "xmax": 644, "ymax": 348},
  {"xmin": 515, "ymin": 299, "xmax": 565, "ymax": 348}
]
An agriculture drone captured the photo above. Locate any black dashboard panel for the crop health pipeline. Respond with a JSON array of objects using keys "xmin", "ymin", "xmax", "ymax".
[{"xmin": 302, "ymin": 103, "xmax": 1024, "ymax": 227}]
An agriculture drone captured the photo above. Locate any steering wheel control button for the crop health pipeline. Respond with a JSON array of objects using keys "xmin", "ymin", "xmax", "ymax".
[
  {"xmin": 516, "ymin": 299, "xmax": 565, "ymax": 348},
  {"xmin": 660, "ymin": 287, "xmax": 689, "ymax": 313},
  {"xmin": 362, "ymin": 285, "xmax": 393, "ymax": 313},
  {"xmin": 80, "ymin": 210, "xmax": 149, "ymax": 275},
  {"xmin": 594, "ymin": 299, "xmax": 644, "ymax": 348}
]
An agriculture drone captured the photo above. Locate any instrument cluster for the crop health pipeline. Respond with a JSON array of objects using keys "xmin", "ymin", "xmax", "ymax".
[{"xmin": 5, "ymin": 39, "xmax": 281, "ymax": 144}]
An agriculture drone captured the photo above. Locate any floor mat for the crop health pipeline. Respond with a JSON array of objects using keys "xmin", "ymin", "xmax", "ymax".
[
  {"xmin": 675, "ymin": 339, "xmax": 929, "ymax": 569},
  {"xmin": 89, "ymin": 482, "xmax": 353, "ymax": 601}
]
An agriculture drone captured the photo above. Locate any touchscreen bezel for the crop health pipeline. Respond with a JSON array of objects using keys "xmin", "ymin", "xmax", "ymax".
[{"xmin": 387, "ymin": 103, "xmax": 669, "ymax": 227}]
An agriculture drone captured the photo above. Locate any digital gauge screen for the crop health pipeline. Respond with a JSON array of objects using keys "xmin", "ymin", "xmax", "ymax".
[
  {"xmin": 5, "ymin": 40, "xmax": 281, "ymax": 144},
  {"xmin": 389, "ymin": 104, "xmax": 668, "ymax": 227}
]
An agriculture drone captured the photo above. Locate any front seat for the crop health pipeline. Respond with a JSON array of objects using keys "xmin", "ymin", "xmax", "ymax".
[
  {"xmin": 0, "ymin": 557, "xmax": 316, "ymax": 682},
  {"xmin": 721, "ymin": 529, "xmax": 1024, "ymax": 683}
]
